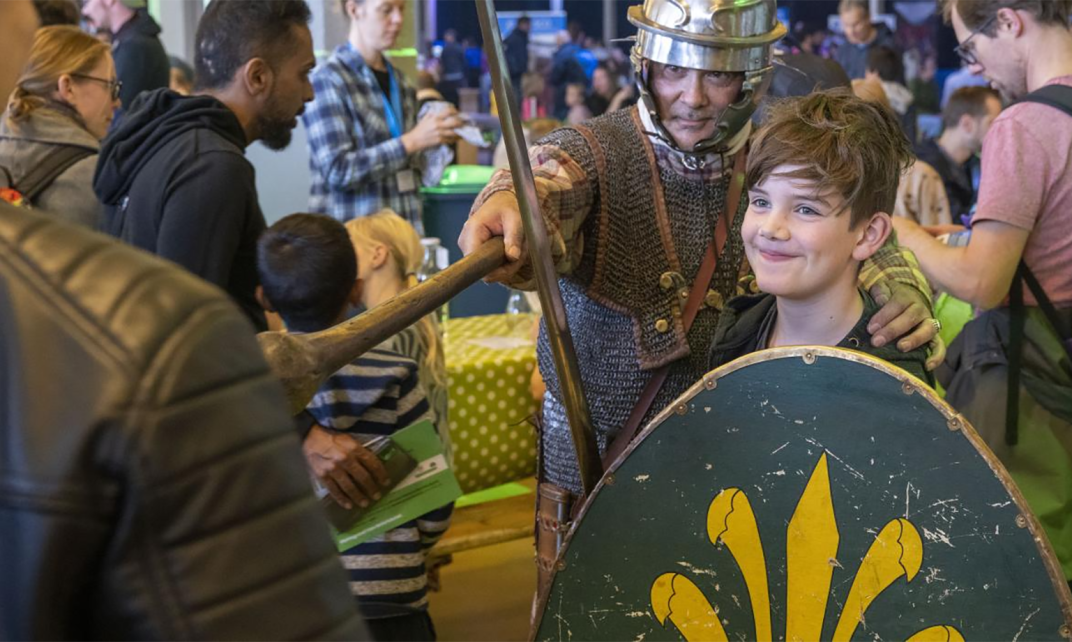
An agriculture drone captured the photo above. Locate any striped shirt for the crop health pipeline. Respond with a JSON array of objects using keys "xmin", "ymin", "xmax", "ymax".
[
  {"xmin": 380, "ymin": 325, "xmax": 451, "ymax": 464},
  {"xmin": 303, "ymin": 43, "xmax": 426, "ymax": 233},
  {"xmin": 307, "ymin": 348, "xmax": 452, "ymax": 618}
]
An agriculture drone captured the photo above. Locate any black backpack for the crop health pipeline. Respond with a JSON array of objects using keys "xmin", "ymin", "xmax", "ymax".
[{"xmin": 0, "ymin": 144, "xmax": 94, "ymax": 207}]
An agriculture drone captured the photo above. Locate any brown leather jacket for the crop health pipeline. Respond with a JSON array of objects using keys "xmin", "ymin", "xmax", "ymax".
[{"xmin": 0, "ymin": 204, "xmax": 368, "ymax": 640}]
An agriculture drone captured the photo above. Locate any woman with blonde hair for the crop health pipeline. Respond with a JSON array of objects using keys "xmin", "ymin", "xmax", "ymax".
[
  {"xmin": 0, "ymin": 25, "xmax": 118, "ymax": 227},
  {"xmin": 346, "ymin": 210, "xmax": 451, "ymax": 460}
]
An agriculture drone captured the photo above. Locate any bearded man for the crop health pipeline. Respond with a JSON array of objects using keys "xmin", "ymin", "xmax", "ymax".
[
  {"xmin": 95, "ymin": 0, "xmax": 316, "ymax": 331},
  {"xmin": 459, "ymin": 0, "xmax": 940, "ymax": 578}
]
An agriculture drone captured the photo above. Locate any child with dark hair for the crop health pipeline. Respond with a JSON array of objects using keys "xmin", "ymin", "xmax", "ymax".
[
  {"xmin": 257, "ymin": 213, "xmax": 451, "ymax": 641},
  {"xmin": 710, "ymin": 90, "xmax": 932, "ymax": 384}
]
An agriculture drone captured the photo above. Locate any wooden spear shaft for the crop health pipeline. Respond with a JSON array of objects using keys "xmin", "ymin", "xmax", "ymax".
[
  {"xmin": 259, "ymin": 238, "xmax": 506, "ymax": 415},
  {"xmin": 474, "ymin": 0, "xmax": 603, "ymax": 495}
]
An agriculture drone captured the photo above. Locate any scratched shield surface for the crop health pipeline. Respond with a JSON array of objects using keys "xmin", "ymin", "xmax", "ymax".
[{"xmin": 534, "ymin": 347, "xmax": 1072, "ymax": 642}]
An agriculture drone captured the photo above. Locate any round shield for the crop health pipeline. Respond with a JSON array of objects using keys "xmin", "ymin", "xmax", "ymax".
[{"xmin": 534, "ymin": 347, "xmax": 1072, "ymax": 641}]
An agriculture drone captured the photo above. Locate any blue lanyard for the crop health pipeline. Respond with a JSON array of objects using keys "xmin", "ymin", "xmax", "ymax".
[
  {"xmin": 344, "ymin": 43, "xmax": 404, "ymax": 138},
  {"xmin": 380, "ymin": 63, "xmax": 404, "ymax": 138}
]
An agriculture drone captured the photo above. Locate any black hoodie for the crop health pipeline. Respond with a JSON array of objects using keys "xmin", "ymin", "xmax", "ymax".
[
  {"xmin": 95, "ymin": 89, "xmax": 267, "ymax": 331},
  {"xmin": 112, "ymin": 9, "xmax": 169, "ymax": 112}
]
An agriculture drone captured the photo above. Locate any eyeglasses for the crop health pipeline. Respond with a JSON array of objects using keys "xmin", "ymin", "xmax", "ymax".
[
  {"xmin": 954, "ymin": 16, "xmax": 996, "ymax": 66},
  {"xmin": 70, "ymin": 73, "xmax": 122, "ymax": 101}
]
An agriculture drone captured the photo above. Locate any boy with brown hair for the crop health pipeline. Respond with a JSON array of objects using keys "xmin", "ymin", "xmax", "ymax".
[{"xmin": 710, "ymin": 89, "xmax": 932, "ymax": 384}]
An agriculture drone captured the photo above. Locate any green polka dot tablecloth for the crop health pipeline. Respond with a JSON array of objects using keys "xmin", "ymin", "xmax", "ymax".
[{"xmin": 445, "ymin": 314, "xmax": 539, "ymax": 493}]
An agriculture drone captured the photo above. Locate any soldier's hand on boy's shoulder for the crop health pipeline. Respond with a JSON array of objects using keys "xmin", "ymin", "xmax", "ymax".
[
  {"xmin": 302, "ymin": 424, "xmax": 390, "ymax": 510},
  {"xmin": 924, "ymin": 335, "xmax": 947, "ymax": 372},
  {"xmin": 867, "ymin": 280, "xmax": 941, "ymax": 366}
]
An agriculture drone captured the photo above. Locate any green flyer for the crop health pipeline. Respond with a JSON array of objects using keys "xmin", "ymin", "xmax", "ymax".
[{"xmin": 332, "ymin": 420, "xmax": 462, "ymax": 551}]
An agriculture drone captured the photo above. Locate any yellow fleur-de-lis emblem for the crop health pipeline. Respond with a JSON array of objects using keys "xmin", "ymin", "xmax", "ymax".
[{"xmin": 650, "ymin": 453, "xmax": 965, "ymax": 642}]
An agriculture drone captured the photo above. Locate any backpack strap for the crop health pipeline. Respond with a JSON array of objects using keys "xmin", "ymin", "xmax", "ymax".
[
  {"xmin": 1006, "ymin": 264, "xmax": 1026, "ymax": 445},
  {"xmin": 1022, "ymin": 264, "xmax": 1072, "ymax": 351},
  {"xmin": 1005, "ymin": 262, "xmax": 1072, "ymax": 447},
  {"xmin": 1002, "ymin": 85, "xmax": 1072, "ymax": 446},
  {"xmin": 1015, "ymin": 84, "xmax": 1072, "ymax": 118},
  {"xmin": 13, "ymin": 145, "xmax": 95, "ymax": 204}
]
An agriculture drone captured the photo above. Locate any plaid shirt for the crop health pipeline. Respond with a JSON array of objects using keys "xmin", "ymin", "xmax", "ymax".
[{"xmin": 303, "ymin": 43, "xmax": 425, "ymax": 232}]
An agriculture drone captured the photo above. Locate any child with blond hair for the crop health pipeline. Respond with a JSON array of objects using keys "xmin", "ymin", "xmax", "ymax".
[{"xmin": 346, "ymin": 210, "xmax": 451, "ymax": 460}]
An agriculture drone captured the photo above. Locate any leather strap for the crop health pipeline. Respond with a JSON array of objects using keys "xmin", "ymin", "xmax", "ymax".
[{"xmin": 602, "ymin": 147, "xmax": 748, "ymax": 468}]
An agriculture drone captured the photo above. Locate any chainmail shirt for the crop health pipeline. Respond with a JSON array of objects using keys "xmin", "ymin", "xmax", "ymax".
[{"xmin": 535, "ymin": 109, "xmax": 747, "ymax": 495}]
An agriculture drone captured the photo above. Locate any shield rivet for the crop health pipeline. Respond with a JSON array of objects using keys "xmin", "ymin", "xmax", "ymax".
[
  {"xmin": 704, "ymin": 377, "xmax": 717, "ymax": 390},
  {"xmin": 947, "ymin": 417, "xmax": 961, "ymax": 432},
  {"xmin": 675, "ymin": 403, "xmax": 688, "ymax": 415},
  {"xmin": 604, "ymin": 473, "xmax": 616, "ymax": 486},
  {"xmin": 1016, "ymin": 514, "xmax": 1028, "ymax": 528},
  {"xmin": 802, "ymin": 352, "xmax": 816, "ymax": 365},
  {"xmin": 902, "ymin": 382, "xmax": 915, "ymax": 396},
  {"xmin": 655, "ymin": 318, "xmax": 670, "ymax": 333},
  {"xmin": 1058, "ymin": 624, "xmax": 1071, "ymax": 639},
  {"xmin": 556, "ymin": 560, "xmax": 567, "ymax": 571}
]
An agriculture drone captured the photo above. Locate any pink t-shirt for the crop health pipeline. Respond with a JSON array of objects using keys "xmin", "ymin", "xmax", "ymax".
[{"xmin": 975, "ymin": 75, "xmax": 1072, "ymax": 306}]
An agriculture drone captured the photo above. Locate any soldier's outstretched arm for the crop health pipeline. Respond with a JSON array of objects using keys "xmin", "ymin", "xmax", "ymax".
[{"xmin": 458, "ymin": 142, "xmax": 594, "ymax": 288}]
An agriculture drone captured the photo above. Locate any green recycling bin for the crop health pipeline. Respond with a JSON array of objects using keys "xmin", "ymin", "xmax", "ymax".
[{"xmin": 422, "ymin": 165, "xmax": 510, "ymax": 318}]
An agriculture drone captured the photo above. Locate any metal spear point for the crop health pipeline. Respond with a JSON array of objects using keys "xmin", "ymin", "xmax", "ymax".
[{"xmin": 474, "ymin": 0, "xmax": 603, "ymax": 495}]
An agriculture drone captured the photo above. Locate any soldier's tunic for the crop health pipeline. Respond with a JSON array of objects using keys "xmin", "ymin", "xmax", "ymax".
[{"xmin": 472, "ymin": 106, "xmax": 928, "ymax": 495}]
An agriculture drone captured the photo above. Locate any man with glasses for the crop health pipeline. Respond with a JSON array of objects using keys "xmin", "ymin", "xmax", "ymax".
[{"xmin": 893, "ymin": 0, "xmax": 1072, "ymax": 582}]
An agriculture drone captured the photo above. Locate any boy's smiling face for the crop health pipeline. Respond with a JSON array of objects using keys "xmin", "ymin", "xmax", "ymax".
[{"xmin": 743, "ymin": 168, "xmax": 886, "ymax": 302}]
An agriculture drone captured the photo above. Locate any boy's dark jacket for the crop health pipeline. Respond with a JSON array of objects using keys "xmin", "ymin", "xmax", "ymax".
[{"xmin": 709, "ymin": 290, "xmax": 933, "ymax": 386}]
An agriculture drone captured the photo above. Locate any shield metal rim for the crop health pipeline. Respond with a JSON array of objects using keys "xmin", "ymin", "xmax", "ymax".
[{"xmin": 532, "ymin": 345, "xmax": 1072, "ymax": 640}]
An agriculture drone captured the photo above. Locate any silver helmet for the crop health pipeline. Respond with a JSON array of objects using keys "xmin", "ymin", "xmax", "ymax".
[{"xmin": 628, "ymin": 0, "xmax": 786, "ymax": 156}]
